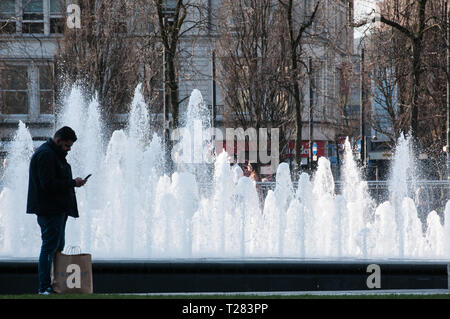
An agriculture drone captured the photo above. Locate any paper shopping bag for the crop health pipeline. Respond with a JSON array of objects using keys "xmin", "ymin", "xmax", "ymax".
[{"xmin": 52, "ymin": 251, "xmax": 93, "ymax": 294}]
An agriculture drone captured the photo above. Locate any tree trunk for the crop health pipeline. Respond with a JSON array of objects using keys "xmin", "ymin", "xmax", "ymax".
[
  {"xmin": 282, "ymin": 0, "xmax": 319, "ymax": 179},
  {"xmin": 167, "ymin": 54, "xmax": 179, "ymax": 129},
  {"xmin": 287, "ymin": 0, "xmax": 303, "ymax": 179},
  {"xmin": 411, "ymin": 39, "xmax": 422, "ymax": 142},
  {"xmin": 293, "ymin": 78, "xmax": 303, "ymax": 179}
]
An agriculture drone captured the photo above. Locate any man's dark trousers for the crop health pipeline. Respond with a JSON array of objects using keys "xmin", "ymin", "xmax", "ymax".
[{"xmin": 37, "ymin": 213, "xmax": 68, "ymax": 292}]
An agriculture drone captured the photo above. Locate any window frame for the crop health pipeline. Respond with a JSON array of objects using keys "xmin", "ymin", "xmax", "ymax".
[
  {"xmin": 22, "ymin": 0, "xmax": 45, "ymax": 34},
  {"xmin": 49, "ymin": 0, "xmax": 64, "ymax": 34},
  {"xmin": 38, "ymin": 64, "xmax": 54, "ymax": 115},
  {"xmin": 0, "ymin": 0, "xmax": 65, "ymax": 36},
  {"xmin": 0, "ymin": 60, "xmax": 55, "ymax": 121},
  {"xmin": 0, "ymin": 0, "xmax": 17, "ymax": 34},
  {"xmin": 0, "ymin": 62, "xmax": 30, "ymax": 115}
]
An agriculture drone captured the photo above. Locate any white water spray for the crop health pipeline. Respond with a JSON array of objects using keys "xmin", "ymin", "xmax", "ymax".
[{"xmin": 0, "ymin": 87, "xmax": 449, "ymax": 260}]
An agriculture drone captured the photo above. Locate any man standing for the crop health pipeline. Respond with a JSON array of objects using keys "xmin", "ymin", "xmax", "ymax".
[{"xmin": 26, "ymin": 126, "xmax": 87, "ymax": 295}]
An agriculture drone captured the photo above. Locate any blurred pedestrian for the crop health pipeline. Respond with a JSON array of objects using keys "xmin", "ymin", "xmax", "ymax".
[{"xmin": 248, "ymin": 162, "xmax": 264, "ymax": 206}]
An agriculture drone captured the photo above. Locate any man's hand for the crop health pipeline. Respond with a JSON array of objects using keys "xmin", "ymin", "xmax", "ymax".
[{"xmin": 74, "ymin": 177, "xmax": 87, "ymax": 187}]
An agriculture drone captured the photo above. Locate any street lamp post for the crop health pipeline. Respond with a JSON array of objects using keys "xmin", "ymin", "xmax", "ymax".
[
  {"xmin": 309, "ymin": 57, "xmax": 314, "ymax": 171},
  {"xmin": 162, "ymin": 46, "xmax": 171, "ymax": 173},
  {"xmin": 360, "ymin": 46, "xmax": 366, "ymax": 168},
  {"xmin": 162, "ymin": 16, "xmax": 174, "ymax": 174},
  {"xmin": 211, "ymin": 49, "xmax": 217, "ymax": 129},
  {"xmin": 446, "ymin": 1, "xmax": 450, "ymax": 178}
]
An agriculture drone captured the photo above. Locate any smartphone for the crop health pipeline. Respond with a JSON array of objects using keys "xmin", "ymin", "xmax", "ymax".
[{"xmin": 84, "ymin": 174, "xmax": 92, "ymax": 180}]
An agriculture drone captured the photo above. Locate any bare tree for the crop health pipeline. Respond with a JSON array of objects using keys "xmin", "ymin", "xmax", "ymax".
[
  {"xmin": 153, "ymin": 0, "xmax": 210, "ymax": 172},
  {"xmin": 366, "ymin": 28, "xmax": 406, "ymax": 145},
  {"xmin": 354, "ymin": 0, "xmax": 441, "ymax": 144},
  {"xmin": 1, "ymin": 1, "xmax": 57, "ymax": 119},
  {"xmin": 217, "ymin": 0, "xmax": 353, "ymax": 177},
  {"xmin": 154, "ymin": 0, "xmax": 210, "ymax": 128},
  {"xmin": 279, "ymin": 0, "xmax": 320, "ymax": 178},
  {"xmin": 216, "ymin": 0, "xmax": 293, "ymax": 171},
  {"xmin": 56, "ymin": 0, "xmax": 153, "ymax": 125},
  {"xmin": 361, "ymin": 0, "xmax": 448, "ymax": 179}
]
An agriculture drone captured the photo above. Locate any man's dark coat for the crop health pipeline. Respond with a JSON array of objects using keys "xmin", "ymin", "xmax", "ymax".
[{"xmin": 26, "ymin": 138, "xmax": 79, "ymax": 218}]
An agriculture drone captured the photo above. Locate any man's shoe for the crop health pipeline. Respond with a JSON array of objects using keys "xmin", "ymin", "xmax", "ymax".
[{"xmin": 38, "ymin": 287, "xmax": 57, "ymax": 295}]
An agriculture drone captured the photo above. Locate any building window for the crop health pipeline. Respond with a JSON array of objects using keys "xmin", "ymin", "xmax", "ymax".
[
  {"xmin": 0, "ymin": 0, "xmax": 65, "ymax": 35},
  {"xmin": 0, "ymin": 62, "xmax": 54, "ymax": 117},
  {"xmin": 162, "ymin": 0, "xmax": 177, "ymax": 15},
  {"xmin": 50, "ymin": 0, "xmax": 64, "ymax": 34},
  {"xmin": 22, "ymin": 0, "xmax": 45, "ymax": 34},
  {"xmin": 39, "ymin": 65, "xmax": 54, "ymax": 114},
  {"xmin": 0, "ymin": 0, "xmax": 16, "ymax": 34},
  {"xmin": 0, "ymin": 65, "xmax": 29, "ymax": 114}
]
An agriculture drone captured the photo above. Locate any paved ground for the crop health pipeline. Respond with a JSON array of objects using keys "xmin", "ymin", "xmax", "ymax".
[
  {"xmin": 2, "ymin": 290, "xmax": 450, "ymax": 299},
  {"xmin": 121, "ymin": 289, "xmax": 450, "ymax": 297},
  {"xmin": 130, "ymin": 289, "xmax": 450, "ymax": 297}
]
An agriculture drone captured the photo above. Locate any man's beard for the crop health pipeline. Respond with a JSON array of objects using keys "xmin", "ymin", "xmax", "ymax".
[{"xmin": 56, "ymin": 144, "xmax": 68, "ymax": 157}]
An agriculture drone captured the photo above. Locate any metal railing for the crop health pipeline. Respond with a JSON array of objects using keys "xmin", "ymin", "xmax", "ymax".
[
  {"xmin": 255, "ymin": 180, "xmax": 450, "ymax": 190},
  {"xmin": 255, "ymin": 180, "xmax": 450, "ymax": 191},
  {"xmin": 1, "ymin": 177, "xmax": 448, "ymax": 214},
  {"xmin": 255, "ymin": 180, "xmax": 450, "ymax": 213}
]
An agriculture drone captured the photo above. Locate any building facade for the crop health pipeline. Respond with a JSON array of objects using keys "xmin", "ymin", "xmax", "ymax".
[
  {"xmin": 0, "ymin": 0, "xmax": 63, "ymax": 159},
  {"xmin": 1, "ymin": 0, "xmax": 357, "ymax": 179}
]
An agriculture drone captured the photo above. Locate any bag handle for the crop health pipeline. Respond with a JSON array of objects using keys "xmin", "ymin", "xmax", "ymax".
[{"xmin": 66, "ymin": 246, "xmax": 82, "ymax": 255}]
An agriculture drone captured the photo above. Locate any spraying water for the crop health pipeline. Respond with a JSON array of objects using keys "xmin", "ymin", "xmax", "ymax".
[{"xmin": 0, "ymin": 86, "xmax": 449, "ymax": 259}]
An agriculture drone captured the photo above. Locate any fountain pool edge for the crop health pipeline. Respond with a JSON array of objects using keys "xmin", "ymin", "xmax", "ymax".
[{"xmin": 0, "ymin": 259, "xmax": 448, "ymax": 294}]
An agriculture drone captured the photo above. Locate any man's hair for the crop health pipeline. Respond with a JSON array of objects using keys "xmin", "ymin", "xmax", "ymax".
[{"xmin": 54, "ymin": 126, "xmax": 77, "ymax": 142}]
